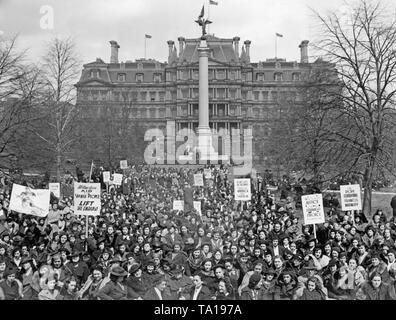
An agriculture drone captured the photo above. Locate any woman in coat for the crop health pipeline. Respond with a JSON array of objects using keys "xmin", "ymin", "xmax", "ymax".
[
  {"xmin": 356, "ymin": 272, "xmax": 395, "ymax": 300},
  {"xmin": 298, "ymin": 277, "xmax": 326, "ymax": 300},
  {"xmin": 97, "ymin": 266, "xmax": 129, "ymax": 300}
]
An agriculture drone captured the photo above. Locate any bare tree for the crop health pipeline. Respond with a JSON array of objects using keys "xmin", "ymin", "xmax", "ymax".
[
  {"xmin": 33, "ymin": 37, "xmax": 81, "ymax": 181},
  {"xmin": 0, "ymin": 36, "xmax": 43, "ymax": 169},
  {"xmin": 313, "ymin": 0, "xmax": 396, "ymax": 216}
]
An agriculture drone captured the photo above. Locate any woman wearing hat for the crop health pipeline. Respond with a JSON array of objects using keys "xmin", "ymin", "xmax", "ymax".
[
  {"xmin": 297, "ymin": 276, "xmax": 327, "ymax": 300},
  {"xmin": 97, "ymin": 265, "xmax": 129, "ymax": 300},
  {"xmin": 78, "ymin": 265, "xmax": 106, "ymax": 300},
  {"xmin": 126, "ymin": 263, "xmax": 150, "ymax": 300},
  {"xmin": 274, "ymin": 268, "xmax": 298, "ymax": 300},
  {"xmin": 20, "ymin": 257, "xmax": 40, "ymax": 300}
]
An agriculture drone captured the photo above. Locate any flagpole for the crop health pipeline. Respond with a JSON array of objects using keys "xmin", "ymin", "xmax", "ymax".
[
  {"xmin": 275, "ymin": 34, "xmax": 277, "ymax": 60},
  {"xmin": 144, "ymin": 36, "xmax": 147, "ymax": 60},
  {"xmin": 89, "ymin": 161, "xmax": 93, "ymax": 182}
]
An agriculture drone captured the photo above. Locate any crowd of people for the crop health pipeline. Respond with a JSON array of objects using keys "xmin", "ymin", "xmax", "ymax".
[{"xmin": 0, "ymin": 164, "xmax": 396, "ymax": 300}]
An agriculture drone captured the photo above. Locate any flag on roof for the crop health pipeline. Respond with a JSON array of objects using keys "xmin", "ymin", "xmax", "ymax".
[
  {"xmin": 145, "ymin": 34, "xmax": 152, "ymax": 39},
  {"xmin": 210, "ymin": 0, "xmax": 218, "ymax": 5},
  {"xmin": 276, "ymin": 33, "xmax": 283, "ymax": 37}
]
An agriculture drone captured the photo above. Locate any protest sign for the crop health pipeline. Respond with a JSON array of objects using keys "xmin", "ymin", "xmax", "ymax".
[
  {"xmin": 301, "ymin": 194, "xmax": 325, "ymax": 225},
  {"xmin": 9, "ymin": 184, "xmax": 50, "ymax": 217},
  {"xmin": 74, "ymin": 183, "xmax": 101, "ymax": 216},
  {"xmin": 204, "ymin": 169, "xmax": 212, "ymax": 179},
  {"xmin": 113, "ymin": 173, "xmax": 123, "ymax": 186},
  {"xmin": 49, "ymin": 183, "xmax": 60, "ymax": 198},
  {"xmin": 103, "ymin": 171, "xmax": 110, "ymax": 183},
  {"xmin": 340, "ymin": 184, "xmax": 362, "ymax": 211},
  {"xmin": 193, "ymin": 201, "xmax": 201, "ymax": 215},
  {"xmin": 120, "ymin": 160, "xmax": 128, "ymax": 170},
  {"xmin": 234, "ymin": 179, "xmax": 251, "ymax": 201},
  {"xmin": 173, "ymin": 200, "xmax": 184, "ymax": 211},
  {"xmin": 194, "ymin": 174, "xmax": 204, "ymax": 186}
]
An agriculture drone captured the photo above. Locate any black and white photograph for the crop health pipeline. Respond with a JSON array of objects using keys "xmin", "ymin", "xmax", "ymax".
[{"xmin": 0, "ymin": 0, "xmax": 396, "ymax": 310}]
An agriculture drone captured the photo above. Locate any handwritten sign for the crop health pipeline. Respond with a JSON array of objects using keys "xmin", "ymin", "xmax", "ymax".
[
  {"xmin": 301, "ymin": 194, "xmax": 325, "ymax": 225},
  {"xmin": 173, "ymin": 200, "xmax": 184, "ymax": 211},
  {"xmin": 204, "ymin": 169, "xmax": 212, "ymax": 179},
  {"xmin": 234, "ymin": 179, "xmax": 251, "ymax": 201},
  {"xmin": 193, "ymin": 201, "xmax": 202, "ymax": 215},
  {"xmin": 340, "ymin": 184, "xmax": 362, "ymax": 211},
  {"xmin": 49, "ymin": 183, "xmax": 60, "ymax": 198},
  {"xmin": 113, "ymin": 173, "xmax": 123, "ymax": 186},
  {"xmin": 120, "ymin": 160, "xmax": 128, "ymax": 170},
  {"xmin": 194, "ymin": 174, "xmax": 204, "ymax": 186},
  {"xmin": 103, "ymin": 171, "xmax": 110, "ymax": 183},
  {"xmin": 74, "ymin": 183, "xmax": 101, "ymax": 216}
]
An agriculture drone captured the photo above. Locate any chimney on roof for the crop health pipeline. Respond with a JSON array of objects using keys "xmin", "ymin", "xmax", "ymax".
[
  {"xmin": 110, "ymin": 40, "xmax": 120, "ymax": 63},
  {"xmin": 233, "ymin": 37, "xmax": 240, "ymax": 59},
  {"xmin": 167, "ymin": 40, "xmax": 175, "ymax": 63},
  {"xmin": 244, "ymin": 40, "xmax": 251, "ymax": 62},
  {"xmin": 299, "ymin": 40, "xmax": 309, "ymax": 63},
  {"xmin": 177, "ymin": 37, "xmax": 185, "ymax": 57}
]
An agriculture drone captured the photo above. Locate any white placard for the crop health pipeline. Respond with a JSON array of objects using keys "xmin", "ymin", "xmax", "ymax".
[
  {"xmin": 234, "ymin": 179, "xmax": 251, "ymax": 201},
  {"xmin": 204, "ymin": 169, "xmax": 212, "ymax": 179},
  {"xmin": 9, "ymin": 184, "xmax": 50, "ymax": 217},
  {"xmin": 120, "ymin": 160, "xmax": 128, "ymax": 170},
  {"xmin": 194, "ymin": 174, "xmax": 204, "ymax": 186},
  {"xmin": 103, "ymin": 171, "xmax": 110, "ymax": 183},
  {"xmin": 113, "ymin": 173, "xmax": 123, "ymax": 186},
  {"xmin": 49, "ymin": 183, "xmax": 60, "ymax": 198},
  {"xmin": 301, "ymin": 194, "xmax": 325, "ymax": 225},
  {"xmin": 74, "ymin": 183, "xmax": 101, "ymax": 216},
  {"xmin": 173, "ymin": 200, "xmax": 184, "ymax": 211},
  {"xmin": 193, "ymin": 201, "xmax": 201, "ymax": 215},
  {"xmin": 340, "ymin": 184, "xmax": 362, "ymax": 211}
]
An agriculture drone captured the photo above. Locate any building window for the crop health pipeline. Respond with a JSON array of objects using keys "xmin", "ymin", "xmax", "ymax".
[
  {"xmin": 256, "ymin": 73, "xmax": 264, "ymax": 81},
  {"xmin": 117, "ymin": 73, "xmax": 126, "ymax": 82},
  {"xmin": 274, "ymin": 73, "xmax": 283, "ymax": 81},
  {"xmin": 136, "ymin": 73, "xmax": 144, "ymax": 83},
  {"xmin": 154, "ymin": 73, "xmax": 162, "ymax": 83},
  {"xmin": 192, "ymin": 69, "xmax": 199, "ymax": 80},
  {"xmin": 253, "ymin": 91, "xmax": 259, "ymax": 101},
  {"xmin": 90, "ymin": 70, "xmax": 100, "ymax": 78},
  {"xmin": 229, "ymin": 70, "xmax": 236, "ymax": 80},
  {"xmin": 292, "ymin": 73, "xmax": 301, "ymax": 81},
  {"xmin": 217, "ymin": 69, "xmax": 226, "ymax": 79},
  {"xmin": 150, "ymin": 92, "xmax": 156, "ymax": 101}
]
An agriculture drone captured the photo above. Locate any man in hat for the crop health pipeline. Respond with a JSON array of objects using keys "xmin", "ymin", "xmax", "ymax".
[
  {"xmin": 166, "ymin": 264, "xmax": 194, "ymax": 299},
  {"xmin": 126, "ymin": 263, "xmax": 150, "ymax": 299},
  {"xmin": 66, "ymin": 250, "xmax": 89, "ymax": 287},
  {"xmin": 240, "ymin": 272, "xmax": 264, "ymax": 300}
]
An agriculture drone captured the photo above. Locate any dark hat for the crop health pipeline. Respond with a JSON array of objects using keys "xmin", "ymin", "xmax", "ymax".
[
  {"xmin": 170, "ymin": 264, "xmax": 184, "ymax": 275},
  {"xmin": 145, "ymin": 259, "xmax": 156, "ymax": 266},
  {"xmin": 249, "ymin": 273, "xmax": 262, "ymax": 286},
  {"xmin": 129, "ymin": 263, "xmax": 142, "ymax": 275},
  {"xmin": 264, "ymin": 268, "xmax": 276, "ymax": 275},
  {"xmin": 58, "ymin": 247, "xmax": 70, "ymax": 255},
  {"xmin": 126, "ymin": 252, "xmax": 135, "ymax": 259},
  {"xmin": 21, "ymin": 257, "xmax": 33, "ymax": 265},
  {"xmin": 110, "ymin": 256, "xmax": 124, "ymax": 264},
  {"xmin": 328, "ymin": 259, "xmax": 339, "ymax": 268},
  {"xmin": 110, "ymin": 266, "xmax": 128, "ymax": 277},
  {"xmin": 280, "ymin": 268, "xmax": 296, "ymax": 278},
  {"xmin": 70, "ymin": 250, "xmax": 80, "ymax": 258},
  {"xmin": 307, "ymin": 235, "xmax": 317, "ymax": 243},
  {"xmin": 152, "ymin": 274, "xmax": 166, "ymax": 286},
  {"xmin": 303, "ymin": 259, "xmax": 317, "ymax": 270},
  {"xmin": 4, "ymin": 266, "xmax": 18, "ymax": 277}
]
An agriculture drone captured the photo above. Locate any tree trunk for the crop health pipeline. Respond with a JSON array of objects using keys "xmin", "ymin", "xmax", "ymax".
[
  {"xmin": 362, "ymin": 160, "xmax": 375, "ymax": 219},
  {"xmin": 56, "ymin": 146, "xmax": 62, "ymax": 182}
]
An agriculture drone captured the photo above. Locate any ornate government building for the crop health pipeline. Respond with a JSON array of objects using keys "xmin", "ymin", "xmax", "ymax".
[{"xmin": 75, "ymin": 34, "xmax": 317, "ymax": 171}]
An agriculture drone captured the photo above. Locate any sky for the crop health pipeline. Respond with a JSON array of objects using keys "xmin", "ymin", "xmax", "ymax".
[{"xmin": 0, "ymin": 0, "xmax": 360, "ymax": 65}]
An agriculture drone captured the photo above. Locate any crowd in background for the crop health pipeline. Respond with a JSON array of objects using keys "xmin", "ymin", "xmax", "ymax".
[{"xmin": 0, "ymin": 164, "xmax": 396, "ymax": 300}]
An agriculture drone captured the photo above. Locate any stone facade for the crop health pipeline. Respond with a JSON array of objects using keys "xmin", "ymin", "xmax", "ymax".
[{"xmin": 75, "ymin": 35, "xmax": 316, "ymax": 171}]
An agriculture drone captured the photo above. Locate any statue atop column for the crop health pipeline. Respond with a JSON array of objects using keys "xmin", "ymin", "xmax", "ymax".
[{"xmin": 195, "ymin": 5, "xmax": 212, "ymax": 39}]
